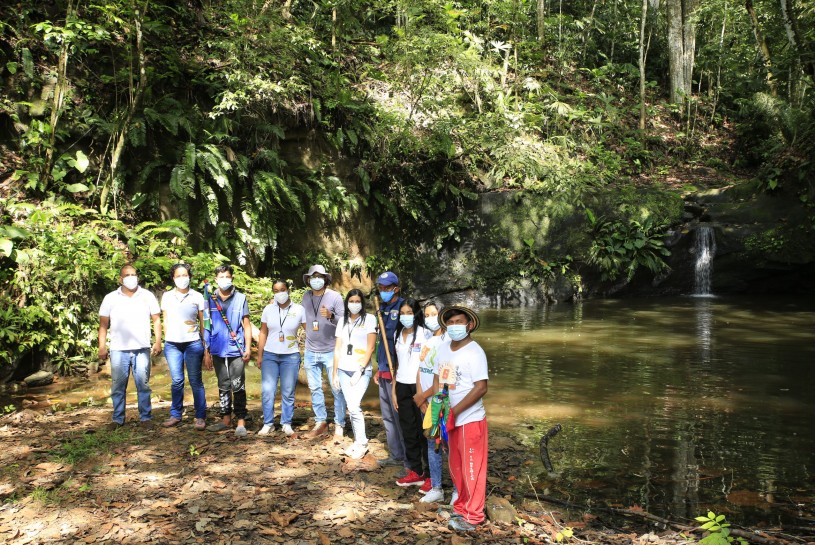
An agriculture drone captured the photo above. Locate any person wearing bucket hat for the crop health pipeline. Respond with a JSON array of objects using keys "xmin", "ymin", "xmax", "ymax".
[
  {"xmin": 301, "ymin": 264, "xmax": 347, "ymax": 438},
  {"xmin": 373, "ymin": 271, "xmax": 408, "ymax": 470},
  {"xmin": 433, "ymin": 305, "xmax": 489, "ymax": 532}
]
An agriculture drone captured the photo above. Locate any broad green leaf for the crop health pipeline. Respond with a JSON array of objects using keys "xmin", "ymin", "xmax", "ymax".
[
  {"xmin": 65, "ymin": 183, "xmax": 89, "ymax": 193},
  {"xmin": 75, "ymin": 150, "xmax": 89, "ymax": 173}
]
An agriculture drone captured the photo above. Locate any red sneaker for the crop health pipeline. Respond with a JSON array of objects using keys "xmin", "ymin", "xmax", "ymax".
[
  {"xmin": 418, "ymin": 478, "xmax": 432, "ymax": 494},
  {"xmin": 396, "ymin": 470, "xmax": 425, "ymax": 487}
]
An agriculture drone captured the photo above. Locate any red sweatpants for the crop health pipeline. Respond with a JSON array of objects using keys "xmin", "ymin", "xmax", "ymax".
[{"xmin": 448, "ymin": 419, "xmax": 488, "ymax": 525}]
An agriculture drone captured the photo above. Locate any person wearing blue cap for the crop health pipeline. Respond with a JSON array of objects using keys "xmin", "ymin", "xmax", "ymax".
[{"xmin": 373, "ymin": 271, "xmax": 407, "ymax": 469}]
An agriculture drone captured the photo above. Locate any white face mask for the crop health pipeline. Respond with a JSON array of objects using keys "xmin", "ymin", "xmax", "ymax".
[
  {"xmin": 174, "ymin": 276, "xmax": 190, "ymax": 290},
  {"xmin": 122, "ymin": 276, "xmax": 138, "ymax": 290},
  {"xmin": 348, "ymin": 302, "xmax": 362, "ymax": 315},
  {"xmin": 425, "ymin": 315, "xmax": 440, "ymax": 331},
  {"xmin": 309, "ymin": 277, "xmax": 325, "ymax": 291},
  {"xmin": 216, "ymin": 278, "xmax": 233, "ymax": 291},
  {"xmin": 274, "ymin": 291, "xmax": 290, "ymax": 305}
]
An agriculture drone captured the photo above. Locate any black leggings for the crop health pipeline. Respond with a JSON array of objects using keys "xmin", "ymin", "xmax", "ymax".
[{"xmin": 395, "ymin": 381, "xmax": 428, "ymax": 476}]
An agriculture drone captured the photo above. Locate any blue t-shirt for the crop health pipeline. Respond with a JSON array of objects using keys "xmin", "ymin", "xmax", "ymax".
[{"xmin": 376, "ymin": 296, "xmax": 404, "ymax": 374}]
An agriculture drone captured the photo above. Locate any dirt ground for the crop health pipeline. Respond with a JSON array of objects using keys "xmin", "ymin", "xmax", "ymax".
[{"xmin": 0, "ymin": 401, "xmax": 725, "ymax": 545}]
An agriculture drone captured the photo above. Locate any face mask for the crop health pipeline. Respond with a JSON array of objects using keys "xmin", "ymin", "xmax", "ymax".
[
  {"xmin": 447, "ymin": 324, "xmax": 469, "ymax": 341},
  {"xmin": 309, "ymin": 277, "xmax": 325, "ymax": 291},
  {"xmin": 274, "ymin": 291, "xmax": 289, "ymax": 305},
  {"xmin": 174, "ymin": 276, "xmax": 190, "ymax": 290},
  {"xmin": 399, "ymin": 315, "xmax": 415, "ymax": 328},
  {"xmin": 425, "ymin": 315, "xmax": 440, "ymax": 331},
  {"xmin": 122, "ymin": 276, "xmax": 138, "ymax": 290},
  {"xmin": 380, "ymin": 290, "xmax": 394, "ymax": 303},
  {"xmin": 348, "ymin": 302, "xmax": 362, "ymax": 315},
  {"xmin": 216, "ymin": 278, "xmax": 233, "ymax": 291}
]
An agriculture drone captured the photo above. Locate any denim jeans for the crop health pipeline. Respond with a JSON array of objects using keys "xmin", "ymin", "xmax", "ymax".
[
  {"xmin": 378, "ymin": 376, "xmax": 406, "ymax": 464},
  {"xmin": 338, "ymin": 368, "xmax": 372, "ymax": 444},
  {"xmin": 427, "ymin": 432, "xmax": 444, "ymax": 488},
  {"xmin": 164, "ymin": 340, "xmax": 206, "ymax": 419},
  {"xmin": 110, "ymin": 349, "xmax": 152, "ymax": 424},
  {"xmin": 303, "ymin": 350, "xmax": 345, "ymax": 426},
  {"xmin": 261, "ymin": 351, "xmax": 300, "ymax": 426}
]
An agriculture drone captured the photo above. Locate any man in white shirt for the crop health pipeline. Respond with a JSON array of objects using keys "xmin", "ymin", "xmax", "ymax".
[{"xmin": 98, "ymin": 264, "xmax": 162, "ymax": 428}]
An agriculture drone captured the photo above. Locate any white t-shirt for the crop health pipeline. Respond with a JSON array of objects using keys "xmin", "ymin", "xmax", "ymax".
[
  {"xmin": 161, "ymin": 289, "xmax": 205, "ymax": 343},
  {"xmin": 334, "ymin": 314, "xmax": 377, "ymax": 372},
  {"xmin": 395, "ymin": 325, "xmax": 429, "ymax": 385},
  {"xmin": 260, "ymin": 303, "xmax": 306, "ymax": 354},
  {"xmin": 432, "ymin": 340, "xmax": 489, "ymax": 426},
  {"xmin": 99, "ymin": 287, "xmax": 160, "ymax": 351},
  {"xmin": 418, "ymin": 332, "xmax": 448, "ymax": 392}
]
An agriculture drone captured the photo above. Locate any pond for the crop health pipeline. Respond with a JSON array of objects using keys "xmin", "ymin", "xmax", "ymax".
[{"xmin": 8, "ymin": 295, "xmax": 815, "ymax": 526}]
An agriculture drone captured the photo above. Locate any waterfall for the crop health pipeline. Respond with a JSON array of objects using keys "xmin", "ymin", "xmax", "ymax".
[{"xmin": 693, "ymin": 225, "xmax": 716, "ymax": 296}]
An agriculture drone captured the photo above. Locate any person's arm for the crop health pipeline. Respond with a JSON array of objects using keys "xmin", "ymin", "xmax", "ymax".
[
  {"xmin": 363, "ymin": 331, "xmax": 376, "ymax": 368},
  {"xmin": 413, "ymin": 369, "xmax": 428, "ymax": 412},
  {"xmin": 332, "ymin": 335, "xmax": 343, "ymax": 379},
  {"xmin": 450, "ymin": 380, "xmax": 488, "ymax": 417},
  {"xmin": 151, "ymin": 313, "xmax": 162, "ymax": 356},
  {"xmin": 98, "ymin": 316, "xmax": 110, "ymax": 361},
  {"xmin": 256, "ymin": 322, "xmax": 269, "ymax": 367},
  {"xmin": 241, "ymin": 315, "xmax": 252, "ymax": 362}
]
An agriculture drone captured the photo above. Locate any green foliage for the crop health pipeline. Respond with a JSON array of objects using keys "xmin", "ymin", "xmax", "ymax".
[
  {"xmin": 587, "ymin": 214, "xmax": 672, "ymax": 282},
  {"xmin": 695, "ymin": 511, "xmax": 748, "ymax": 545},
  {"xmin": 49, "ymin": 427, "xmax": 135, "ymax": 465}
]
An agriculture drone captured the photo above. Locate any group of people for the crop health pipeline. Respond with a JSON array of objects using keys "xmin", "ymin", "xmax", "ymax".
[{"xmin": 98, "ymin": 262, "xmax": 490, "ymax": 531}]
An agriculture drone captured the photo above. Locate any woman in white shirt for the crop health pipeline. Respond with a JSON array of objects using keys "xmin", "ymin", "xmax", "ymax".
[
  {"xmin": 256, "ymin": 280, "xmax": 306, "ymax": 436},
  {"xmin": 393, "ymin": 298, "xmax": 430, "ymax": 487},
  {"xmin": 331, "ymin": 289, "xmax": 376, "ymax": 459},
  {"xmin": 161, "ymin": 263, "xmax": 208, "ymax": 430}
]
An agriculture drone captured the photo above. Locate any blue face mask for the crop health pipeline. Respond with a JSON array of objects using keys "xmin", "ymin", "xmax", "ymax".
[
  {"xmin": 309, "ymin": 277, "xmax": 325, "ymax": 291},
  {"xmin": 399, "ymin": 315, "xmax": 414, "ymax": 328},
  {"xmin": 447, "ymin": 324, "xmax": 469, "ymax": 341},
  {"xmin": 380, "ymin": 290, "xmax": 395, "ymax": 303},
  {"xmin": 424, "ymin": 316, "xmax": 440, "ymax": 331}
]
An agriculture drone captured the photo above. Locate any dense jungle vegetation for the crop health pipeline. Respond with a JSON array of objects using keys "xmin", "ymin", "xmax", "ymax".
[{"xmin": 0, "ymin": 0, "xmax": 813, "ymax": 374}]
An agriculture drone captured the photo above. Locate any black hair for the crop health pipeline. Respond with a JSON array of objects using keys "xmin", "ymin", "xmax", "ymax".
[
  {"xmin": 423, "ymin": 301, "xmax": 445, "ymax": 331},
  {"xmin": 169, "ymin": 263, "xmax": 192, "ymax": 283},
  {"xmin": 120, "ymin": 263, "xmax": 136, "ymax": 275},
  {"xmin": 272, "ymin": 279, "xmax": 289, "ymax": 291},
  {"xmin": 214, "ymin": 264, "xmax": 234, "ymax": 276},
  {"xmin": 343, "ymin": 289, "xmax": 367, "ymax": 326},
  {"xmin": 396, "ymin": 298, "xmax": 424, "ymax": 347},
  {"xmin": 444, "ymin": 308, "xmax": 472, "ymax": 323}
]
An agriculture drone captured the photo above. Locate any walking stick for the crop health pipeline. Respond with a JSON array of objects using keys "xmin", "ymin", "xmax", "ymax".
[{"xmin": 373, "ymin": 294, "xmax": 399, "ymax": 411}]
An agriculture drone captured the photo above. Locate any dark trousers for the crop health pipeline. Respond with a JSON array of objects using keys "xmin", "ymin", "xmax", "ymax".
[
  {"xmin": 213, "ymin": 355, "xmax": 247, "ymax": 420},
  {"xmin": 395, "ymin": 381, "xmax": 428, "ymax": 476}
]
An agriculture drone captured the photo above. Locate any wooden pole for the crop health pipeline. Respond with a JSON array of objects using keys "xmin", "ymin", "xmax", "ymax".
[{"xmin": 373, "ymin": 294, "xmax": 398, "ymax": 411}]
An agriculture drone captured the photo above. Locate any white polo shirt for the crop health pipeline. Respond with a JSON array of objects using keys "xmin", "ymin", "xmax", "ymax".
[
  {"xmin": 99, "ymin": 287, "xmax": 160, "ymax": 351},
  {"xmin": 161, "ymin": 288, "xmax": 205, "ymax": 343},
  {"xmin": 395, "ymin": 326, "xmax": 429, "ymax": 385},
  {"xmin": 260, "ymin": 302, "xmax": 306, "ymax": 354},
  {"xmin": 334, "ymin": 314, "xmax": 377, "ymax": 372}
]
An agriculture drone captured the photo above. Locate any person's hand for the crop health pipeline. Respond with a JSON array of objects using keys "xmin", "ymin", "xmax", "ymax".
[
  {"xmin": 419, "ymin": 401, "xmax": 428, "ymax": 413},
  {"xmin": 255, "ymin": 357, "xmax": 262, "ymax": 368},
  {"xmin": 203, "ymin": 352, "xmax": 213, "ymax": 371},
  {"xmin": 331, "ymin": 372, "xmax": 340, "ymax": 390},
  {"xmin": 373, "ymin": 373, "xmax": 380, "ymax": 385},
  {"xmin": 413, "ymin": 391, "xmax": 424, "ymax": 407},
  {"xmin": 151, "ymin": 341, "xmax": 162, "ymax": 357},
  {"xmin": 241, "ymin": 349, "xmax": 251, "ymax": 363},
  {"xmin": 98, "ymin": 347, "xmax": 108, "ymax": 361},
  {"xmin": 350, "ymin": 368, "xmax": 362, "ymax": 386}
]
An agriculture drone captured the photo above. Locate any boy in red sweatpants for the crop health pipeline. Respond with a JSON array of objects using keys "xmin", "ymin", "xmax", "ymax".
[{"xmin": 434, "ymin": 305, "xmax": 489, "ymax": 532}]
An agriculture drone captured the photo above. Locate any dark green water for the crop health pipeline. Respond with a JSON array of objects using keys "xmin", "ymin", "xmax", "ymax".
[{"xmin": 10, "ymin": 296, "xmax": 815, "ymax": 526}]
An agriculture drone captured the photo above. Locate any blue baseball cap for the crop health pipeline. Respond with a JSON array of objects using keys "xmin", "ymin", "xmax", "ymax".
[{"xmin": 377, "ymin": 271, "xmax": 399, "ymax": 286}]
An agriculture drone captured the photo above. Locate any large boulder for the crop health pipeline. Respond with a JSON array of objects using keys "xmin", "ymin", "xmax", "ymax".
[{"xmin": 23, "ymin": 370, "xmax": 54, "ymax": 387}]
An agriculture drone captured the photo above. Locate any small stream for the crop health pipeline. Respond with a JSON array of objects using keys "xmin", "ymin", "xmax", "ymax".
[{"xmin": 6, "ymin": 295, "xmax": 815, "ymax": 526}]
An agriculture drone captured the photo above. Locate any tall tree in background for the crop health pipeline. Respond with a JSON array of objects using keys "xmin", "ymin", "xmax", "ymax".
[
  {"xmin": 745, "ymin": 0, "xmax": 776, "ymax": 95},
  {"xmin": 666, "ymin": 0, "xmax": 698, "ymax": 103}
]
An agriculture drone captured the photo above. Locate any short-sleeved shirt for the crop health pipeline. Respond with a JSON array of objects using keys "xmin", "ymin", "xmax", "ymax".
[
  {"xmin": 161, "ymin": 289, "xmax": 205, "ymax": 343},
  {"xmin": 395, "ymin": 326, "xmax": 429, "ymax": 384},
  {"xmin": 334, "ymin": 314, "xmax": 377, "ymax": 372},
  {"xmin": 419, "ymin": 332, "xmax": 448, "ymax": 392},
  {"xmin": 302, "ymin": 289, "xmax": 345, "ymax": 353},
  {"xmin": 260, "ymin": 302, "xmax": 306, "ymax": 354},
  {"xmin": 99, "ymin": 287, "xmax": 160, "ymax": 351},
  {"xmin": 432, "ymin": 340, "xmax": 489, "ymax": 427}
]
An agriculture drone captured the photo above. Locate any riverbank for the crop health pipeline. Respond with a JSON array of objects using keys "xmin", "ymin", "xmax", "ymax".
[{"xmin": 0, "ymin": 401, "xmax": 701, "ymax": 545}]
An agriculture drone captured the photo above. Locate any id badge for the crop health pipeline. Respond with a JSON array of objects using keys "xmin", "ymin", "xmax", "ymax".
[
  {"xmin": 347, "ymin": 343, "xmax": 353, "ymax": 356},
  {"xmin": 312, "ymin": 321, "xmax": 319, "ymax": 331},
  {"xmin": 438, "ymin": 361, "xmax": 457, "ymax": 388},
  {"xmin": 278, "ymin": 332, "xmax": 285, "ymax": 342}
]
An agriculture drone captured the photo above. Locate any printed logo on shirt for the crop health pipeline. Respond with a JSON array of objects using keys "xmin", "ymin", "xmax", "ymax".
[
  {"xmin": 438, "ymin": 360, "xmax": 458, "ymax": 389},
  {"xmin": 389, "ymin": 310, "xmax": 399, "ymax": 320}
]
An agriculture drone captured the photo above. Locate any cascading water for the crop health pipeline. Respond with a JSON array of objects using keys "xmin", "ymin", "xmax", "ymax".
[{"xmin": 693, "ymin": 225, "xmax": 716, "ymax": 296}]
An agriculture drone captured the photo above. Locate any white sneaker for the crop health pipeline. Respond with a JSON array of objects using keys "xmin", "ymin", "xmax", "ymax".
[
  {"xmin": 450, "ymin": 490, "xmax": 459, "ymax": 506},
  {"xmin": 334, "ymin": 426, "xmax": 344, "ymax": 438},
  {"xmin": 344, "ymin": 442, "xmax": 368, "ymax": 460},
  {"xmin": 281, "ymin": 424, "xmax": 294, "ymax": 436},
  {"xmin": 257, "ymin": 424, "xmax": 273, "ymax": 436},
  {"xmin": 420, "ymin": 488, "xmax": 445, "ymax": 503}
]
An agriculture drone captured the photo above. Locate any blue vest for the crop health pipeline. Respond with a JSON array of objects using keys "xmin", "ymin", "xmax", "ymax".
[{"xmin": 204, "ymin": 290, "xmax": 247, "ymax": 358}]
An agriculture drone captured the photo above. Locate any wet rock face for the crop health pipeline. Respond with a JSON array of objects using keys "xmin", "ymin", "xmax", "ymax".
[{"xmin": 23, "ymin": 370, "xmax": 54, "ymax": 387}]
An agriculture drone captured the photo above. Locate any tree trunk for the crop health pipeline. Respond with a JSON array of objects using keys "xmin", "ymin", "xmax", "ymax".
[
  {"xmin": 779, "ymin": 0, "xmax": 814, "ymax": 78},
  {"xmin": 537, "ymin": 0, "xmax": 546, "ymax": 41},
  {"xmin": 745, "ymin": 0, "xmax": 776, "ymax": 95},
  {"xmin": 666, "ymin": 0, "xmax": 698, "ymax": 104},
  {"xmin": 639, "ymin": 0, "xmax": 649, "ymax": 130}
]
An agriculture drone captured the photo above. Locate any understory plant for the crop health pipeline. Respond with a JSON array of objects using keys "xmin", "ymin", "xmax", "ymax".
[
  {"xmin": 587, "ymin": 211, "xmax": 672, "ymax": 282},
  {"xmin": 694, "ymin": 511, "xmax": 748, "ymax": 545}
]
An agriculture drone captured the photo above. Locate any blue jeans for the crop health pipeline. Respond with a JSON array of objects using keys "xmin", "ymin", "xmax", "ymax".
[
  {"xmin": 110, "ymin": 349, "xmax": 152, "ymax": 424},
  {"xmin": 261, "ymin": 351, "xmax": 300, "ymax": 426},
  {"xmin": 427, "ymin": 431, "xmax": 444, "ymax": 488},
  {"xmin": 338, "ymin": 368, "xmax": 372, "ymax": 444},
  {"xmin": 378, "ymin": 376, "xmax": 406, "ymax": 464},
  {"xmin": 164, "ymin": 340, "xmax": 206, "ymax": 419},
  {"xmin": 304, "ymin": 350, "xmax": 345, "ymax": 426}
]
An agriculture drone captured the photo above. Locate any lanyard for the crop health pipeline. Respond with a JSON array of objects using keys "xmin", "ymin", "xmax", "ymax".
[
  {"xmin": 345, "ymin": 314, "xmax": 364, "ymax": 343},
  {"xmin": 277, "ymin": 304, "xmax": 290, "ymax": 332},
  {"xmin": 310, "ymin": 292, "xmax": 324, "ymax": 318}
]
